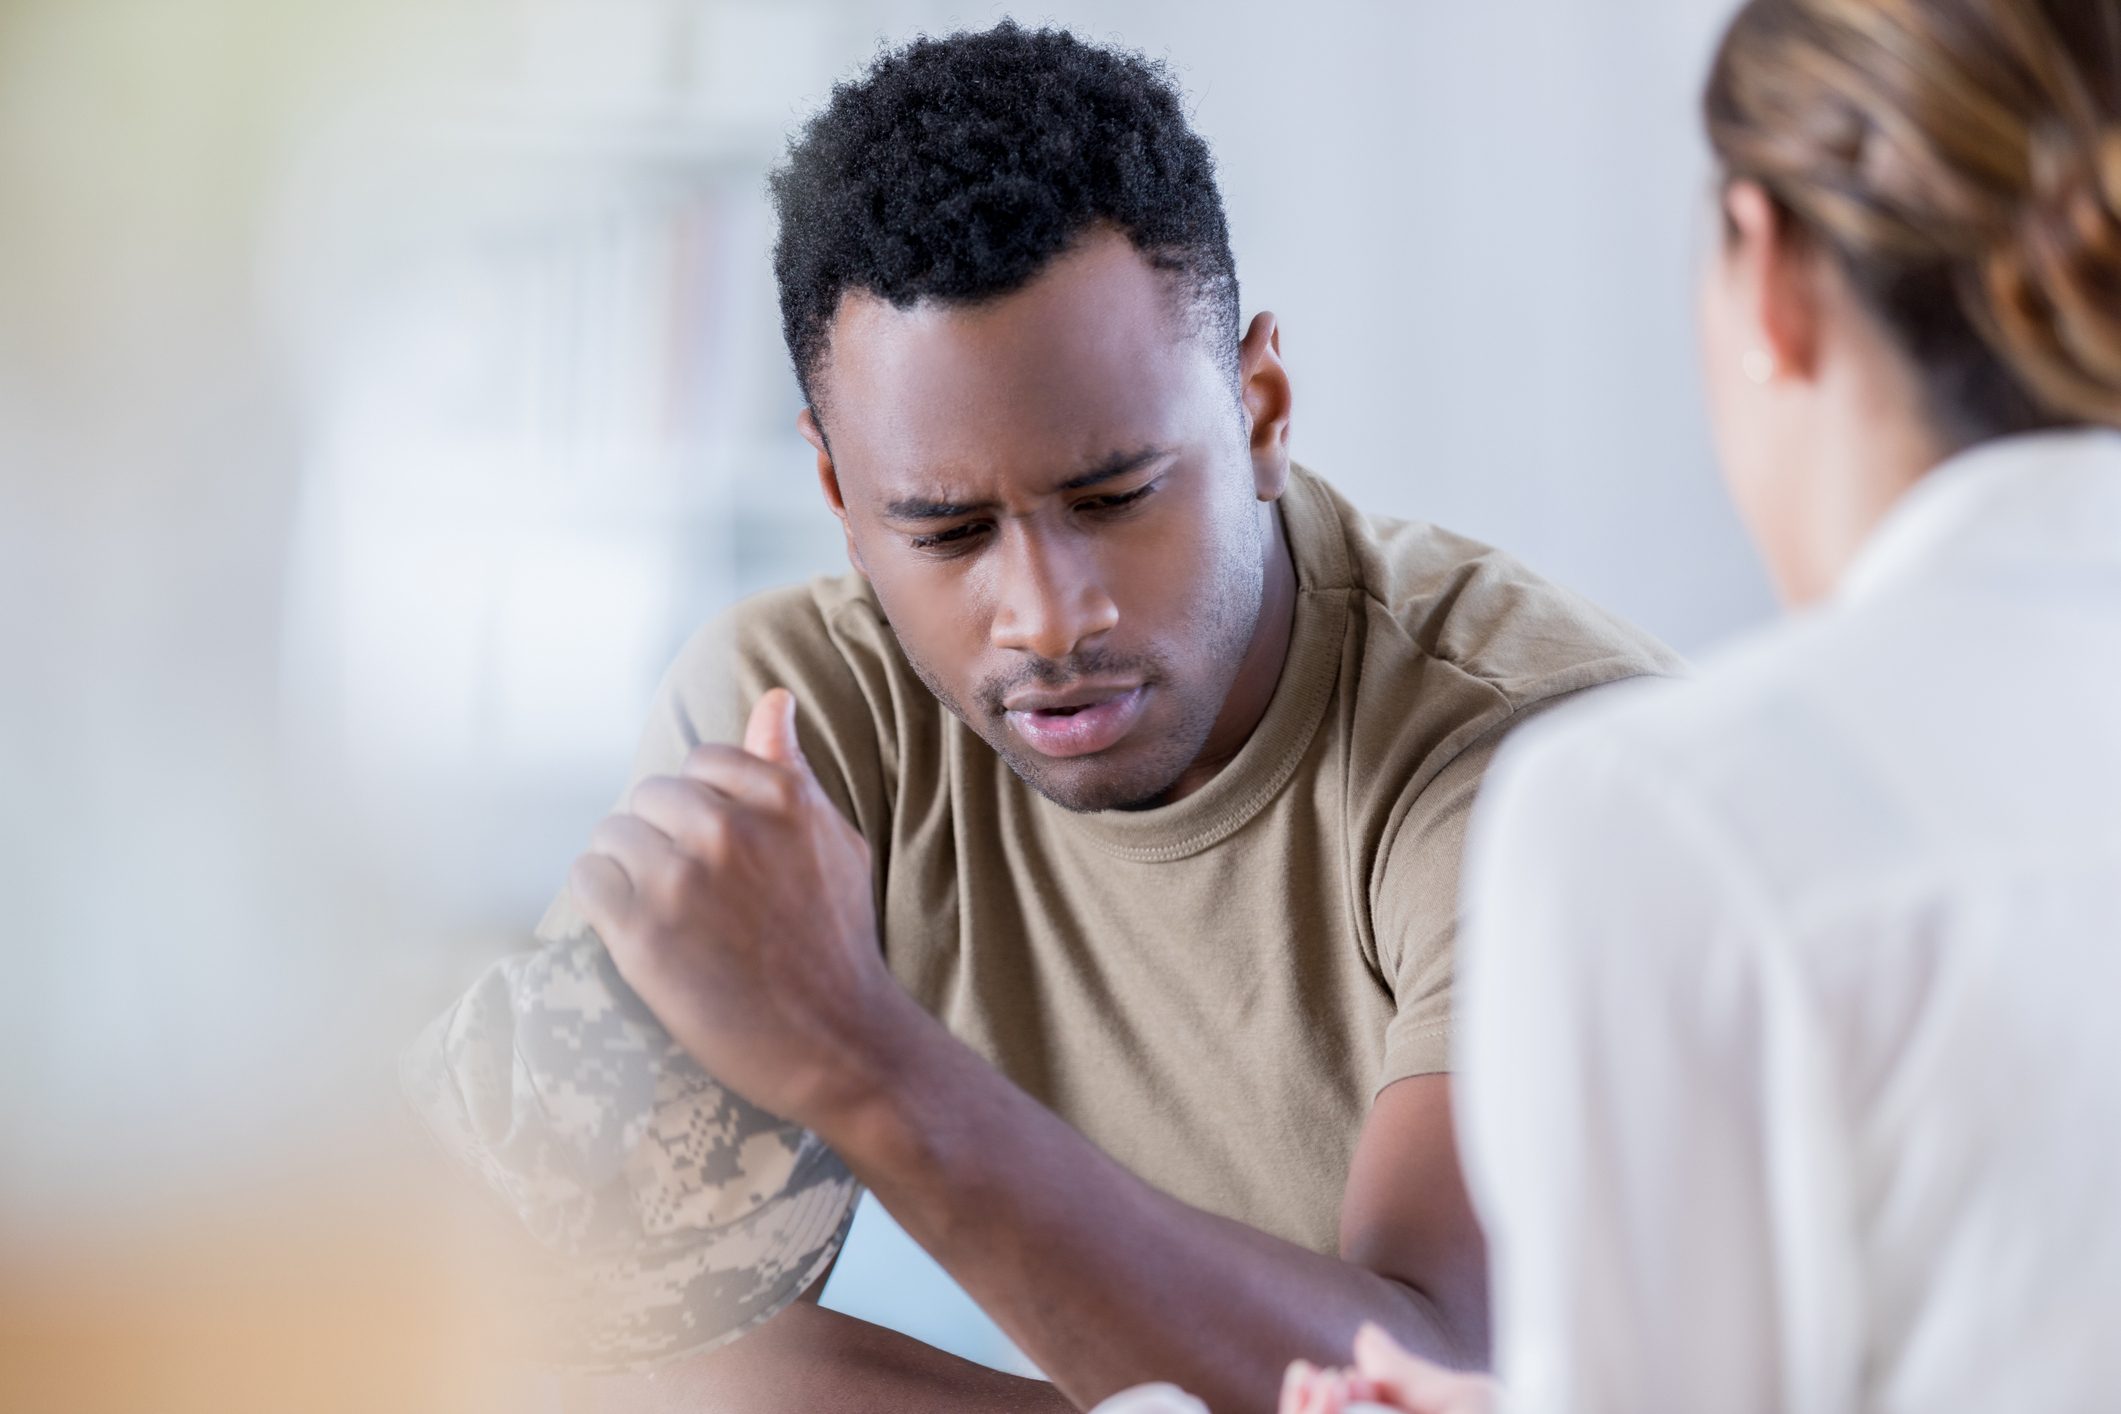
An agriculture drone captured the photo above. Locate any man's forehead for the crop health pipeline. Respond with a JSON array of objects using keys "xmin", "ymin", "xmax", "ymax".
[
  {"xmin": 828, "ymin": 226, "xmax": 1193, "ymax": 355},
  {"xmin": 810, "ymin": 231, "xmax": 1226, "ymax": 461}
]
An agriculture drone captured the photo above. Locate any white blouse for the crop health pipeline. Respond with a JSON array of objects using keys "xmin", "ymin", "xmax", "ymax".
[{"xmin": 1459, "ymin": 429, "xmax": 2121, "ymax": 1414}]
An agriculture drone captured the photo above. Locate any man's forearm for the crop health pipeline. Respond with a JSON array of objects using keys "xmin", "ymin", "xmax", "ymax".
[
  {"xmin": 820, "ymin": 1008, "xmax": 1480, "ymax": 1414},
  {"xmin": 557, "ymin": 1300, "xmax": 1071, "ymax": 1414}
]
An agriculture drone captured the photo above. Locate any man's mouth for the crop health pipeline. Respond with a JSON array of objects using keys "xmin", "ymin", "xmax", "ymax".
[{"xmin": 1002, "ymin": 684, "xmax": 1149, "ymax": 759}]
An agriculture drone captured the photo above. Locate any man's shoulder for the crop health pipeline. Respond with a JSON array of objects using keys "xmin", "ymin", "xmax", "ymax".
[
  {"xmin": 673, "ymin": 572, "xmax": 897, "ymax": 693},
  {"xmin": 715, "ymin": 569, "xmax": 885, "ymax": 645},
  {"xmin": 647, "ymin": 570, "xmax": 917, "ymax": 772},
  {"xmin": 1294, "ymin": 468, "xmax": 1686, "ymax": 709}
]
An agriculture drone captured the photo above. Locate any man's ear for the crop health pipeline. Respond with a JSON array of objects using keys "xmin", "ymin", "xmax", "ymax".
[
  {"xmin": 1238, "ymin": 312, "xmax": 1293, "ymax": 502},
  {"xmin": 799, "ymin": 407, "xmax": 868, "ymax": 579},
  {"xmin": 1725, "ymin": 181, "xmax": 1823, "ymax": 384}
]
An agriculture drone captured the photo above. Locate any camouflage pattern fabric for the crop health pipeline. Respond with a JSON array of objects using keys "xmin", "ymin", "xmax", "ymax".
[{"xmin": 402, "ymin": 929, "xmax": 860, "ymax": 1373}]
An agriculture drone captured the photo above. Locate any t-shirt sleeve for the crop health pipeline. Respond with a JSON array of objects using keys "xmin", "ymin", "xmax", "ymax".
[
  {"xmin": 1370, "ymin": 731, "xmax": 1489, "ymax": 1086},
  {"xmin": 1371, "ymin": 694, "xmax": 1589, "ymax": 1089}
]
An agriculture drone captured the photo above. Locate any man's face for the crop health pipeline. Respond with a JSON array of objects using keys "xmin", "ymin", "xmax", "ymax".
[{"xmin": 804, "ymin": 230, "xmax": 1282, "ymax": 812}]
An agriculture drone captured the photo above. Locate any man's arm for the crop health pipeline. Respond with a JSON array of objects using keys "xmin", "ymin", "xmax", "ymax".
[
  {"xmin": 805, "ymin": 1025, "xmax": 1483, "ymax": 1413},
  {"xmin": 558, "ymin": 1272, "xmax": 1071, "ymax": 1414},
  {"xmin": 572, "ymin": 690, "xmax": 1487, "ymax": 1413}
]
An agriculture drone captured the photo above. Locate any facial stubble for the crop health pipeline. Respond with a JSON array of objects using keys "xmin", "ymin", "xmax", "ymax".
[{"xmin": 895, "ymin": 492, "xmax": 1270, "ymax": 813}]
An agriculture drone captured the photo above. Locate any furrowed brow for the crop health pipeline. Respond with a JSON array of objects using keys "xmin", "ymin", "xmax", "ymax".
[
  {"xmin": 1055, "ymin": 446, "xmax": 1172, "ymax": 492},
  {"xmin": 881, "ymin": 447, "xmax": 1173, "ymax": 521},
  {"xmin": 884, "ymin": 495, "xmax": 987, "ymax": 520}
]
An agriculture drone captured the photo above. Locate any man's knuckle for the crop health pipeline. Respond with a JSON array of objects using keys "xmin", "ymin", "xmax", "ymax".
[
  {"xmin": 689, "ymin": 809, "xmax": 730, "ymax": 859},
  {"xmin": 645, "ymin": 850, "xmax": 688, "ymax": 895}
]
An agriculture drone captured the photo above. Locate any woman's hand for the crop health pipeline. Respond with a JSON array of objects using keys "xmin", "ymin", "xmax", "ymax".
[{"xmin": 1279, "ymin": 1324, "xmax": 1499, "ymax": 1414}]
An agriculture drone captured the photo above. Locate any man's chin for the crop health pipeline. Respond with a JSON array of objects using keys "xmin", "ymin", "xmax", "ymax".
[{"xmin": 991, "ymin": 741, "xmax": 1183, "ymax": 814}]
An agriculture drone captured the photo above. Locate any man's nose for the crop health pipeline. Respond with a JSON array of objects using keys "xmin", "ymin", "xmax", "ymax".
[{"xmin": 988, "ymin": 526, "xmax": 1119, "ymax": 661}]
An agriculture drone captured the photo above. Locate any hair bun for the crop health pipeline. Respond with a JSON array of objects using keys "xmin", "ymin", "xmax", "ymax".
[
  {"xmin": 1708, "ymin": 0, "xmax": 2121, "ymax": 440},
  {"xmin": 1984, "ymin": 123, "xmax": 2121, "ymax": 424}
]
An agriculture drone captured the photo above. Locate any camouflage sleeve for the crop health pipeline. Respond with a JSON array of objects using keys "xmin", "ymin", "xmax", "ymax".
[
  {"xmin": 400, "ymin": 926, "xmax": 860, "ymax": 1373},
  {"xmin": 398, "ymin": 585, "xmax": 884, "ymax": 1371}
]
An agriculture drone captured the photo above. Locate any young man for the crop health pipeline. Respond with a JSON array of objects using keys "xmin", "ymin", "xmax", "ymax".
[{"xmin": 408, "ymin": 23, "xmax": 1678, "ymax": 1414}]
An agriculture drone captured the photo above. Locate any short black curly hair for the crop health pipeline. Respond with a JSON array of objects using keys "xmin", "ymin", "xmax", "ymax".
[{"xmin": 769, "ymin": 22, "xmax": 1240, "ymax": 417}]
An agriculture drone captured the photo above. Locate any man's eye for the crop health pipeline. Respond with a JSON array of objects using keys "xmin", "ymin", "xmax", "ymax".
[
  {"xmin": 909, "ymin": 522, "xmax": 990, "ymax": 550},
  {"xmin": 1081, "ymin": 484, "xmax": 1156, "ymax": 513}
]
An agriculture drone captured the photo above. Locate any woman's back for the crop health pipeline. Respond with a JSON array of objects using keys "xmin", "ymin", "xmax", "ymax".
[
  {"xmin": 1272, "ymin": 4, "xmax": 2121, "ymax": 1414},
  {"xmin": 1460, "ymin": 427, "xmax": 2121, "ymax": 1413}
]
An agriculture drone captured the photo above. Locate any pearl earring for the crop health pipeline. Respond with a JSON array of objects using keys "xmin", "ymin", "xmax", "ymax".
[{"xmin": 1742, "ymin": 349, "xmax": 1776, "ymax": 384}]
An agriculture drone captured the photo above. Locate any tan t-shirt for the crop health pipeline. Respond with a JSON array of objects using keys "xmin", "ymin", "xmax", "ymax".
[{"xmin": 539, "ymin": 467, "xmax": 1680, "ymax": 1257}]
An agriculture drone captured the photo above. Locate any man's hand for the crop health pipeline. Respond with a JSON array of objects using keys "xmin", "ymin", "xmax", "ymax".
[{"xmin": 568, "ymin": 687, "xmax": 912, "ymax": 1128}]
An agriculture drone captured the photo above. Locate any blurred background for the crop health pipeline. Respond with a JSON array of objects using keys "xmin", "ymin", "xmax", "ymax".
[{"xmin": 0, "ymin": 0, "xmax": 1767, "ymax": 1406}]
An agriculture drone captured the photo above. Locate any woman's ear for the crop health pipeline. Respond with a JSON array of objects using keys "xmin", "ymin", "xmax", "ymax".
[
  {"xmin": 1724, "ymin": 181, "xmax": 1824, "ymax": 385},
  {"xmin": 1239, "ymin": 311, "xmax": 1293, "ymax": 501}
]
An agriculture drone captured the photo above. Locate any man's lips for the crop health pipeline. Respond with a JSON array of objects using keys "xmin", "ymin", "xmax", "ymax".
[{"xmin": 1002, "ymin": 684, "xmax": 1148, "ymax": 759}]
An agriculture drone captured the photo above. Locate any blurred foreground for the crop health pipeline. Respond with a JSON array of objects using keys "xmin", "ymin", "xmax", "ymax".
[
  {"xmin": 0, "ymin": 1174, "xmax": 539, "ymax": 1414},
  {"xmin": 0, "ymin": 0, "xmax": 850, "ymax": 1405}
]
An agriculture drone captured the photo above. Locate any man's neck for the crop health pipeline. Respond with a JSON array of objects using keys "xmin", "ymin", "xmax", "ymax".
[{"xmin": 1158, "ymin": 500, "xmax": 1298, "ymax": 805}]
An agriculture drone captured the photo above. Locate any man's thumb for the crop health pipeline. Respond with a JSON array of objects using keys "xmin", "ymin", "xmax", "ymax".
[{"xmin": 743, "ymin": 687, "xmax": 809, "ymax": 772}]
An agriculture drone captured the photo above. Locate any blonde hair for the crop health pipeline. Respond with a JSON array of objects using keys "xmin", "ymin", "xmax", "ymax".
[{"xmin": 1706, "ymin": 0, "xmax": 2121, "ymax": 442}]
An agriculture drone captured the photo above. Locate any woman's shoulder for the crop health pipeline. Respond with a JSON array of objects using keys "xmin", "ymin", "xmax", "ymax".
[{"xmin": 1479, "ymin": 600, "xmax": 1961, "ymax": 911}]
